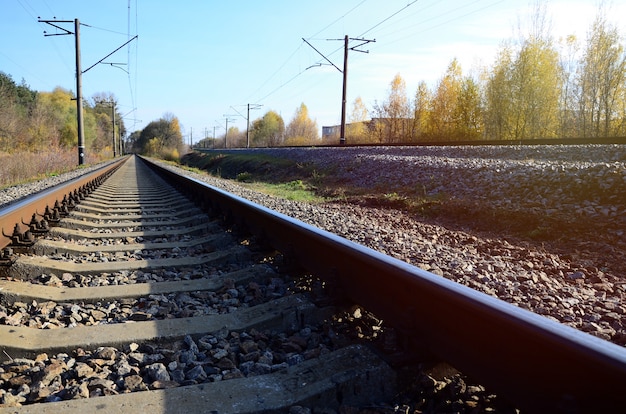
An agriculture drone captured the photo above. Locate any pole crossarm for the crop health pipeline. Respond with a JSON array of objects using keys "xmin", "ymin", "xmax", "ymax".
[
  {"xmin": 38, "ymin": 19, "xmax": 74, "ymax": 36},
  {"xmin": 349, "ymin": 37, "xmax": 375, "ymax": 53}
]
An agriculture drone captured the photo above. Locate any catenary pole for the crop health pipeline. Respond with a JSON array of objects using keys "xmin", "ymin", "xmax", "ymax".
[
  {"xmin": 74, "ymin": 19, "xmax": 85, "ymax": 165},
  {"xmin": 340, "ymin": 35, "xmax": 348, "ymax": 145}
]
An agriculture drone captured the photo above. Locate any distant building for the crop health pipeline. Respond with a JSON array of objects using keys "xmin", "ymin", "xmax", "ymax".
[{"xmin": 321, "ymin": 125, "xmax": 342, "ymax": 140}]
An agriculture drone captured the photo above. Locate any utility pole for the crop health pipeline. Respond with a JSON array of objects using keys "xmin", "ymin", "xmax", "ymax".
[
  {"xmin": 39, "ymin": 18, "xmax": 85, "ymax": 164},
  {"xmin": 302, "ymin": 36, "xmax": 374, "ymax": 145},
  {"xmin": 246, "ymin": 104, "xmax": 262, "ymax": 148},
  {"xmin": 38, "ymin": 19, "xmax": 137, "ymax": 165},
  {"xmin": 222, "ymin": 116, "xmax": 237, "ymax": 148},
  {"xmin": 230, "ymin": 105, "xmax": 262, "ymax": 148},
  {"xmin": 340, "ymin": 35, "xmax": 349, "ymax": 145},
  {"xmin": 111, "ymin": 100, "xmax": 116, "ymax": 157},
  {"xmin": 96, "ymin": 99, "xmax": 117, "ymax": 157}
]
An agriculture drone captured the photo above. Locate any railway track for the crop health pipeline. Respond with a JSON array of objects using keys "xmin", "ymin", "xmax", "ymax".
[{"xmin": 1, "ymin": 155, "xmax": 626, "ymax": 413}]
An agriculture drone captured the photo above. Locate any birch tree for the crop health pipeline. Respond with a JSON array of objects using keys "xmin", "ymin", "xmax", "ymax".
[{"xmin": 578, "ymin": 12, "xmax": 626, "ymax": 137}]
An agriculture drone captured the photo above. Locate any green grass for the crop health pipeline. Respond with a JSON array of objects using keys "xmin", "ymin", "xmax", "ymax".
[
  {"xmin": 244, "ymin": 180, "xmax": 323, "ymax": 202},
  {"xmin": 181, "ymin": 151, "xmax": 325, "ymax": 202}
]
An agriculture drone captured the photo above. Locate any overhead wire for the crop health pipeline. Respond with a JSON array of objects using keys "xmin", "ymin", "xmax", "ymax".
[
  {"xmin": 243, "ymin": 0, "xmax": 369, "ymax": 106},
  {"xmin": 358, "ymin": 0, "xmax": 420, "ymax": 38},
  {"xmin": 14, "ymin": 0, "xmax": 74, "ymax": 77},
  {"xmin": 372, "ymin": 0, "xmax": 507, "ymax": 49}
]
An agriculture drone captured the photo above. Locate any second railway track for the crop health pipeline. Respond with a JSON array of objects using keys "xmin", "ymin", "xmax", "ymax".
[{"xmin": 1, "ymin": 154, "xmax": 626, "ymax": 413}]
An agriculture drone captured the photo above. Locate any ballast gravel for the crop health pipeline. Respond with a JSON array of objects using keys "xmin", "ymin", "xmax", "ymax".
[
  {"xmin": 2, "ymin": 145, "xmax": 625, "ymax": 346},
  {"xmin": 1, "ymin": 145, "xmax": 625, "ymax": 411},
  {"xmin": 162, "ymin": 145, "xmax": 626, "ymax": 347}
]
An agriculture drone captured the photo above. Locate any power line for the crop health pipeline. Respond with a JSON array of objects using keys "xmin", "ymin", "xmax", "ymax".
[
  {"xmin": 244, "ymin": 0, "xmax": 369, "ymax": 106},
  {"xmin": 358, "ymin": 0, "xmax": 419, "ymax": 38},
  {"xmin": 307, "ymin": 0, "xmax": 368, "ymax": 40},
  {"xmin": 370, "ymin": 0, "xmax": 506, "ymax": 50},
  {"xmin": 80, "ymin": 23, "xmax": 128, "ymax": 36}
]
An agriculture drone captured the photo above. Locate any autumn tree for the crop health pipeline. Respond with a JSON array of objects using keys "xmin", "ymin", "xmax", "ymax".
[
  {"xmin": 577, "ymin": 11, "xmax": 626, "ymax": 137},
  {"xmin": 485, "ymin": 45, "xmax": 514, "ymax": 140},
  {"xmin": 0, "ymin": 72, "xmax": 23, "ymax": 151},
  {"xmin": 224, "ymin": 126, "xmax": 244, "ymax": 148},
  {"xmin": 429, "ymin": 59, "xmax": 463, "ymax": 140},
  {"xmin": 37, "ymin": 88, "xmax": 79, "ymax": 148},
  {"xmin": 455, "ymin": 75, "xmax": 484, "ymax": 140},
  {"xmin": 284, "ymin": 103, "xmax": 318, "ymax": 145},
  {"xmin": 136, "ymin": 113, "xmax": 183, "ymax": 157},
  {"xmin": 372, "ymin": 73, "xmax": 411, "ymax": 143},
  {"xmin": 91, "ymin": 93, "xmax": 126, "ymax": 155},
  {"xmin": 346, "ymin": 96, "xmax": 371, "ymax": 143},
  {"xmin": 412, "ymin": 81, "xmax": 431, "ymax": 141},
  {"xmin": 557, "ymin": 34, "xmax": 581, "ymax": 137},
  {"xmin": 251, "ymin": 110, "xmax": 285, "ymax": 147},
  {"xmin": 510, "ymin": 35, "xmax": 561, "ymax": 139},
  {"xmin": 484, "ymin": 3, "xmax": 561, "ymax": 140}
]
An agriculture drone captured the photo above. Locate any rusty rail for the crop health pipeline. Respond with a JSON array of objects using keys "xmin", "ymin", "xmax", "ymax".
[
  {"xmin": 143, "ymin": 155, "xmax": 626, "ymax": 413},
  {"xmin": 0, "ymin": 157, "xmax": 128, "ymax": 256}
]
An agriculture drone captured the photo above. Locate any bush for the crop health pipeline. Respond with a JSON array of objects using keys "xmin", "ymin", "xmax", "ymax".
[
  {"xmin": 0, "ymin": 148, "xmax": 94, "ymax": 188},
  {"xmin": 236, "ymin": 171, "xmax": 253, "ymax": 182},
  {"xmin": 160, "ymin": 148, "xmax": 180, "ymax": 162}
]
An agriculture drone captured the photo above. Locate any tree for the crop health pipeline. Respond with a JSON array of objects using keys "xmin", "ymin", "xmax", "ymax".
[
  {"xmin": 558, "ymin": 34, "xmax": 581, "ymax": 137},
  {"xmin": 412, "ymin": 81, "xmax": 432, "ymax": 142},
  {"xmin": 37, "ymin": 87, "xmax": 78, "ymax": 148},
  {"xmin": 284, "ymin": 103, "xmax": 318, "ymax": 145},
  {"xmin": 455, "ymin": 75, "xmax": 484, "ymax": 140},
  {"xmin": 578, "ymin": 11, "xmax": 626, "ymax": 137},
  {"xmin": 251, "ymin": 110, "xmax": 284, "ymax": 147},
  {"xmin": 91, "ymin": 93, "xmax": 126, "ymax": 154},
  {"xmin": 429, "ymin": 59, "xmax": 463, "ymax": 140},
  {"xmin": 224, "ymin": 126, "xmax": 244, "ymax": 148},
  {"xmin": 510, "ymin": 35, "xmax": 561, "ymax": 139},
  {"xmin": 136, "ymin": 113, "xmax": 183, "ymax": 156},
  {"xmin": 484, "ymin": 3, "xmax": 561, "ymax": 140},
  {"xmin": 346, "ymin": 97, "xmax": 371, "ymax": 143},
  {"xmin": 372, "ymin": 73, "xmax": 411, "ymax": 143},
  {"xmin": 485, "ymin": 45, "xmax": 515, "ymax": 140}
]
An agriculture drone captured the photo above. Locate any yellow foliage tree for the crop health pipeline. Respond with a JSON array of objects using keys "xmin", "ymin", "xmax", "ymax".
[{"xmin": 285, "ymin": 103, "xmax": 318, "ymax": 144}]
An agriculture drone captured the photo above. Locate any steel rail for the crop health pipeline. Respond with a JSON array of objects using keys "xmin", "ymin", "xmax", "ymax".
[
  {"xmin": 0, "ymin": 157, "xmax": 128, "ymax": 253},
  {"xmin": 143, "ymin": 155, "xmax": 626, "ymax": 413}
]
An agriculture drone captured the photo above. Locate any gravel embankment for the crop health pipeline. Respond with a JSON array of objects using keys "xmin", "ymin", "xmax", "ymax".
[
  {"xmin": 167, "ymin": 145, "xmax": 626, "ymax": 346},
  {"xmin": 1, "ymin": 146, "xmax": 624, "ymax": 411},
  {"xmin": 2, "ymin": 146, "xmax": 625, "ymax": 347}
]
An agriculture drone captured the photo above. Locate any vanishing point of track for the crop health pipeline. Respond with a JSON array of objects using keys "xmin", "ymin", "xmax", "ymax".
[{"xmin": 1, "ymin": 155, "xmax": 626, "ymax": 413}]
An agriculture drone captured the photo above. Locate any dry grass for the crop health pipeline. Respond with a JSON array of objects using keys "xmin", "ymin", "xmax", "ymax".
[{"xmin": 0, "ymin": 149, "xmax": 102, "ymax": 188}]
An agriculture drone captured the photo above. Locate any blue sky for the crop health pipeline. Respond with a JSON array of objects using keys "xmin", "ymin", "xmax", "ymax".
[{"xmin": 2, "ymin": 0, "xmax": 624, "ymax": 143}]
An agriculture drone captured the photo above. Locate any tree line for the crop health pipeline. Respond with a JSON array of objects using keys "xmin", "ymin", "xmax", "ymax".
[
  {"xmin": 0, "ymin": 73, "xmax": 125, "ymax": 156},
  {"xmin": 2, "ymin": 5, "xmax": 624, "ymax": 157},
  {"xmin": 198, "ymin": 6, "xmax": 625, "ymax": 148},
  {"xmin": 351, "ymin": 6, "xmax": 626, "ymax": 144},
  {"xmin": 195, "ymin": 102, "xmax": 319, "ymax": 149}
]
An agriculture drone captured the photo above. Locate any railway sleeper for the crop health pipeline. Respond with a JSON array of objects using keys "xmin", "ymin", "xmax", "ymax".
[
  {"xmin": 0, "ymin": 344, "xmax": 394, "ymax": 414},
  {"xmin": 1, "ymin": 245, "xmax": 252, "ymax": 280}
]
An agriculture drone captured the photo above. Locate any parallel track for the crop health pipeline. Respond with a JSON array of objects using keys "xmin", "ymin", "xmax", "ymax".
[{"xmin": 1, "ymin": 155, "xmax": 625, "ymax": 413}]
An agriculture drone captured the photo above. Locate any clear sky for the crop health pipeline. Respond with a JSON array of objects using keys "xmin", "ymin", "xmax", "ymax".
[{"xmin": 1, "ymin": 0, "xmax": 624, "ymax": 144}]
